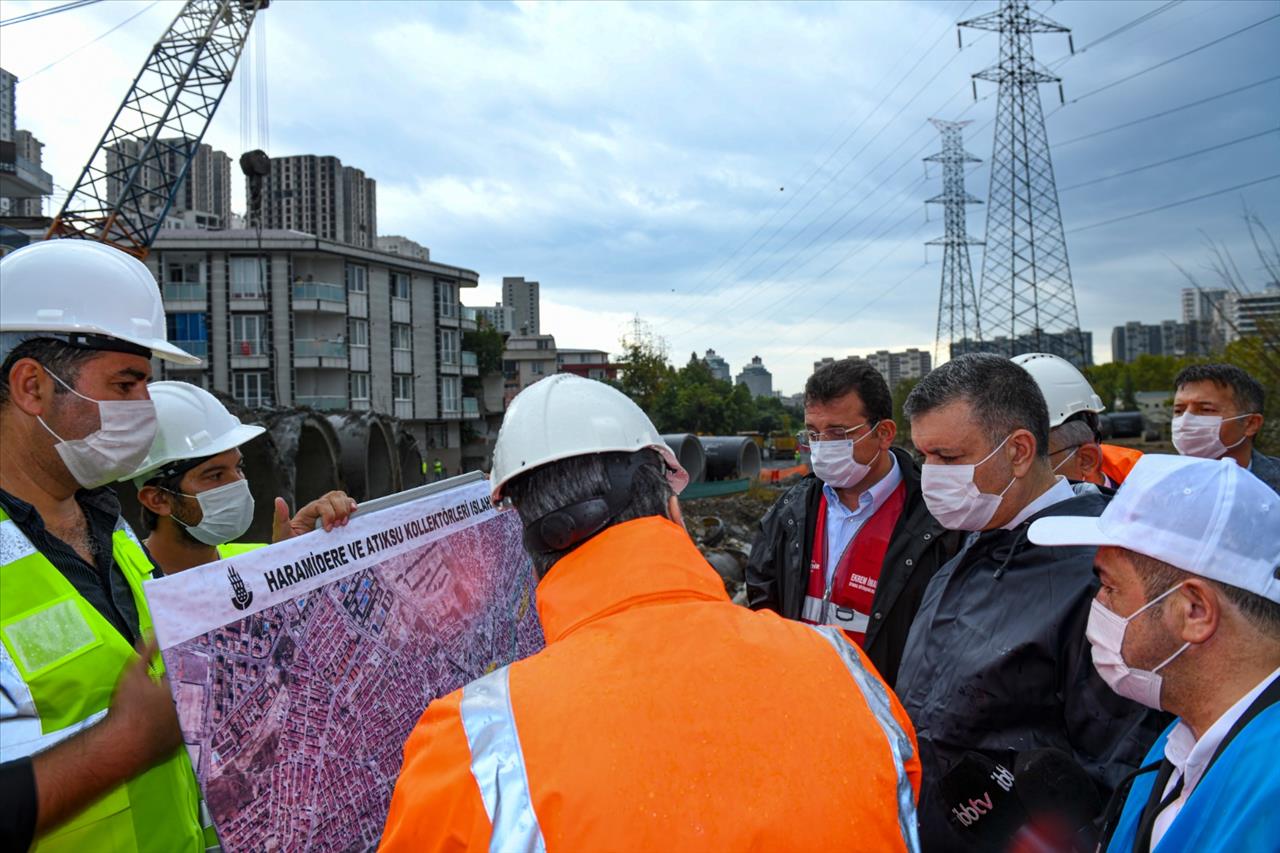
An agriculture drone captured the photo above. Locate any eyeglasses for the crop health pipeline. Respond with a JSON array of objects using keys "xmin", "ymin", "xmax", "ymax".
[{"xmin": 796, "ymin": 422, "xmax": 876, "ymax": 451}]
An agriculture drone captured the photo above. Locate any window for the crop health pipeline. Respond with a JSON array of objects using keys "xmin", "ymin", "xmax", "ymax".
[
  {"xmin": 230, "ymin": 257, "xmax": 265, "ymax": 298},
  {"xmin": 435, "ymin": 281, "xmax": 457, "ymax": 318},
  {"xmin": 392, "ymin": 324, "xmax": 412, "ymax": 351},
  {"xmin": 346, "ymin": 264, "xmax": 367, "ymax": 293},
  {"xmin": 349, "ymin": 318, "xmax": 369, "ymax": 347},
  {"xmin": 167, "ymin": 312, "xmax": 207, "ymax": 342},
  {"xmin": 536, "ymin": 338, "xmax": 552, "ymax": 350},
  {"xmin": 531, "ymin": 361, "xmax": 545, "ymax": 375},
  {"xmin": 351, "ymin": 372, "xmax": 370, "ymax": 402},
  {"xmin": 391, "ymin": 272, "xmax": 411, "ymax": 300},
  {"xmin": 441, "ymin": 376, "xmax": 461, "ymax": 412},
  {"xmin": 167, "ymin": 261, "xmax": 201, "ymax": 283},
  {"xmin": 439, "ymin": 328, "xmax": 457, "ymax": 365},
  {"xmin": 233, "ymin": 372, "xmax": 270, "ymax": 408},
  {"xmin": 232, "ymin": 314, "xmax": 266, "ymax": 355},
  {"xmin": 392, "ymin": 375, "xmax": 412, "ymax": 402}
]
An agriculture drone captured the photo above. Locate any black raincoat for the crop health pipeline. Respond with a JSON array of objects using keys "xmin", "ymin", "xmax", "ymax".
[{"xmin": 895, "ymin": 486, "xmax": 1170, "ymax": 851}]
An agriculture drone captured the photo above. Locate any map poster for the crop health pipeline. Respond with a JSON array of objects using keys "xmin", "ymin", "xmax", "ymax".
[{"xmin": 143, "ymin": 478, "xmax": 545, "ymax": 852}]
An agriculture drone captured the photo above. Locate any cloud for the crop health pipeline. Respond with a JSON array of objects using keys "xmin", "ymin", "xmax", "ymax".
[{"xmin": 2, "ymin": 0, "xmax": 1277, "ymax": 393}]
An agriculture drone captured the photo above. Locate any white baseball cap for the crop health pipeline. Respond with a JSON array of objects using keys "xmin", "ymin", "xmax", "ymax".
[{"xmin": 1029, "ymin": 454, "xmax": 1280, "ymax": 603}]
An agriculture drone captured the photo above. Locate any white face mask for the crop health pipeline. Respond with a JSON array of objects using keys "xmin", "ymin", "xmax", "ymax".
[
  {"xmin": 920, "ymin": 434, "xmax": 1015, "ymax": 531},
  {"xmin": 810, "ymin": 424, "xmax": 881, "ymax": 489},
  {"xmin": 37, "ymin": 369, "xmax": 158, "ymax": 489},
  {"xmin": 170, "ymin": 479, "xmax": 255, "ymax": 546},
  {"xmin": 1172, "ymin": 412, "xmax": 1253, "ymax": 459},
  {"xmin": 1087, "ymin": 584, "xmax": 1190, "ymax": 710}
]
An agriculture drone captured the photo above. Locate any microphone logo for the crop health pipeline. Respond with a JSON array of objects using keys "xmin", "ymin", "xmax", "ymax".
[{"xmin": 990, "ymin": 764, "xmax": 1015, "ymax": 792}]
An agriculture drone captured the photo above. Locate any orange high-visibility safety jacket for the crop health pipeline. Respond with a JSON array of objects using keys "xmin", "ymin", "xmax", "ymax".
[
  {"xmin": 380, "ymin": 516, "xmax": 922, "ymax": 852},
  {"xmin": 1100, "ymin": 444, "xmax": 1143, "ymax": 486}
]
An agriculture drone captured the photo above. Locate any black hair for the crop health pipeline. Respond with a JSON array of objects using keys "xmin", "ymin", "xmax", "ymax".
[
  {"xmin": 804, "ymin": 358, "xmax": 893, "ymax": 424},
  {"xmin": 903, "ymin": 353, "xmax": 1050, "ymax": 458},
  {"xmin": 1174, "ymin": 363, "xmax": 1265, "ymax": 414},
  {"xmin": 0, "ymin": 338, "xmax": 100, "ymax": 407},
  {"xmin": 1130, "ymin": 551, "xmax": 1280, "ymax": 639}
]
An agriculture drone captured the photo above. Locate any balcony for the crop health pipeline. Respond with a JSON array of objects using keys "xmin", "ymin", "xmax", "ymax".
[
  {"xmin": 460, "ymin": 306, "xmax": 478, "ymax": 332},
  {"xmin": 231, "ymin": 337, "xmax": 269, "ymax": 368},
  {"xmin": 462, "ymin": 397, "xmax": 480, "ymax": 419},
  {"xmin": 461, "ymin": 350, "xmax": 479, "ymax": 377},
  {"xmin": 294, "ymin": 338, "xmax": 349, "ymax": 369},
  {"xmin": 295, "ymin": 395, "xmax": 348, "ymax": 411},
  {"xmin": 392, "ymin": 349, "xmax": 412, "ymax": 374},
  {"xmin": 163, "ymin": 282, "xmax": 207, "ymax": 305},
  {"xmin": 292, "ymin": 282, "xmax": 346, "ymax": 313}
]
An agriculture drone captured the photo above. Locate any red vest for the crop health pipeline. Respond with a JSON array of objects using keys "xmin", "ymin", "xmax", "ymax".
[{"xmin": 801, "ymin": 483, "xmax": 906, "ymax": 645}]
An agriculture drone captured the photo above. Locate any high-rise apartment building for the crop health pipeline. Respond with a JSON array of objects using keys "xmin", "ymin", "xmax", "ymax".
[
  {"xmin": 502, "ymin": 276, "xmax": 540, "ymax": 335},
  {"xmin": 0, "ymin": 68, "xmax": 53, "ymax": 219},
  {"xmin": 258, "ymin": 155, "xmax": 377, "ymax": 248},
  {"xmin": 703, "ymin": 349, "xmax": 731, "ymax": 383},
  {"xmin": 104, "ymin": 137, "xmax": 231, "ymax": 227},
  {"xmin": 736, "ymin": 355, "xmax": 773, "ymax": 398},
  {"xmin": 474, "ymin": 302, "xmax": 516, "ymax": 334},
  {"xmin": 954, "ymin": 329, "xmax": 1094, "ymax": 368},
  {"xmin": 0, "ymin": 68, "xmax": 14, "ymax": 143},
  {"xmin": 145, "ymin": 229, "xmax": 481, "ymax": 470},
  {"xmin": 864, "ymin": 349, "xmax": 932, "ymax": 388},
  {"xmin": 1230, "ymin": 282, "xmax": 1280, "ymax": 340}
]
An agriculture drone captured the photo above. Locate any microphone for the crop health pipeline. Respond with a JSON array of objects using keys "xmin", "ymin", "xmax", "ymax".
[
  {"xmin": 940, "ymin": 751, "xmax": 1027, "ymax": 847},
  {"xmin": 1006, "ymin": 749, "xmax": 1103, "ymax": 853}
]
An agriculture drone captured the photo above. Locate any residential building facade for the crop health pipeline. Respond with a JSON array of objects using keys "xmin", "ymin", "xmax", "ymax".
[
  {"xmin": 503, "ymin": 334, "xmax": 557, "ymax": 405},
  {"xmin": 502, "ymin": 276, "xmax": 540, "ymax": 335},
  {"xmin": 145, "ymin": 229, "xmax": 480, "ymax": 470},
  {"xmin": 0, "ymin": 69, "xmax": 52, "ymax": 218},
  {"xmin": 864, "ymin": 348, "xmax": 932, "ymax": 388},
  {"xmin": 556, "ymin": 348, "xmax": 617, "ymax": 382},
  {"xmin": 736, "ymin": 355, "xmax": 773, "ymax": 398},
  {"xmin": 104, "ymin": 137, "xmax": 232, "ymax": 227},
  {"xmin": 1229, "ymin": 282, "xmax": 1280, "ymax": 341},
  {"xmin": 954, "ymin": 328, "xmax": 1094, "ymax": 368},
  {"xmin": 259, "ymin": 154, "xmax": 377, "ymax": 248},
  {"xmin": 474, "ymin": 302, "xmax": 516, "ymax": 334}
]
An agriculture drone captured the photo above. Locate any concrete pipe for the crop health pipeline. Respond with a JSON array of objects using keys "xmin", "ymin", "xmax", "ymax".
[
  {"xmin": 325, "ymin": 413, "xmax": 400, "ymax": 501},
  {"xmin": 397, "ymin": 425, "xmax": 427, "ymax": 490},
  {"xmin": 661, "ymin": 434, "xmax": 707, "ymax": 483},
  {"xmin": 700, "ymin": 436, "xmax": 763, "ymax": 481},
  {"xmin": 266, "ymin": 411, "xmax": 344, "ymax": 509}
]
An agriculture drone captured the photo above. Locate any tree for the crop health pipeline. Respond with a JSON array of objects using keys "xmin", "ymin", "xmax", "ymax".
[
  {"xmin": 615, "ymin": 339, "xmax": 674, "ymax": 417},
  {"xmin": 892, "ymin": 377, "xmax": 920, "ymax": 446},
  {"xmin": 462, "ymin": 327, "xmax": 504, "ymax": 376}
]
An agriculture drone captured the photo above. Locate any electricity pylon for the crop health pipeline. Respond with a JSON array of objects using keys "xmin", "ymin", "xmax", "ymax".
[{"xmin": 925, "ymin": 118, "xmax": 984, "ymax": 364}]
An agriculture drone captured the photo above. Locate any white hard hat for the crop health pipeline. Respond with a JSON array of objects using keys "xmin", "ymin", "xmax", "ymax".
[
  {"xmin": 0, "ymin": 240, "xmax": 201, "ymax": 365},
  {"xmin": 1011, "ymin": 352, "xmax": 1105, "ymax": 428},
  {"xmin": 127, "ymin": 381, "xmax": 265, "ymax": 485},
  {"xmin": 490, "ymin": 374, "xmax": 689, "ymax": 503},
  {"xmin": 1030, "ymin": 455, "xmax": 1280, "ymax": 603}
]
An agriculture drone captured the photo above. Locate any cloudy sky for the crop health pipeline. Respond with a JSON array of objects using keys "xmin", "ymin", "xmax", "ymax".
[{"xmin": 3, "ymin": 0, "xmax": 1277, "ymax": 393}]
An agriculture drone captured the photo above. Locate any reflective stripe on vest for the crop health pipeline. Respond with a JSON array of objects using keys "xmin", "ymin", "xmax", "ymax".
[
  {"xmin": 459, "ymin": 665, "xmax": 547, "ymax": 853},
  {"xmin": 808, "ymin": 624, "xmax": 922, "ymax": 853},
  {"xmin": 216, "ymin": 542, "xmax": 266, "ymax": 559},
  {"xmin": 0, "ymin": 508, "xmax": 203, "ymax": 853}
]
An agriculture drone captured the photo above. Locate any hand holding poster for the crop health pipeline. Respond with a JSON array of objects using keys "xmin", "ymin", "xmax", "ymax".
[{"xmin": 144, "ymin": 476, "xmax": 544, "ymax": 851}]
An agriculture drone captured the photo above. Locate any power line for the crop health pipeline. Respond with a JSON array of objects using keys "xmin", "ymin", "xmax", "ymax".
[
  {"xmin": 668, "ymin": 2, "xmax": 976, "ymax": 304},
  {"xmin": 21, "ymin": 1, "xmax": 162, "ymax": 80},
  {"xmin": 0, "ymin": 0, "xmax": 101, "ymax": 28},
  {"xmin": 1055, "ymin": 75, "xmax": 1280, "ymax": 148},
  {"xmin": 661, "ymin": 4, "xmax": 992, "ymax": 319},
  {"xmin": 1068, "ymin": 174, "xmax": 1280, "ymax": 234},
  {"xmin": 1066, "ymin": 12, "xmax": 1280, "ymax": 104},
  {"xmin": 1059, "ymin": 127, "xmax": 1280, "ymax": 192}
]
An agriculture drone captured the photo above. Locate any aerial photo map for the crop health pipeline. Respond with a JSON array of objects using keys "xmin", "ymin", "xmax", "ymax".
[{"xmin": 154, "ymin": 482, "xmax": 544, "ymax": 851}]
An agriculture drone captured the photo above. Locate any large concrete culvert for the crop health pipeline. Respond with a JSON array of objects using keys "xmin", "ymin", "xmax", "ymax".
[
  {"xmin": 268, "ymin": 411, "xmax": 344, "ymax": 509},
  {"xmin": 325, "ymin": 412, "xmax": 400, "ymax": 501},
  {"xmin": 700, "ymin": 436, "xmax": 763, "ymax": 481},
  {"xmin": 396, "ymin": 425, "xmax": 427, "ymax": 490},
  {"xmin": 661, "ymin": 434, "xmax": 706, "ymax": 483}
]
